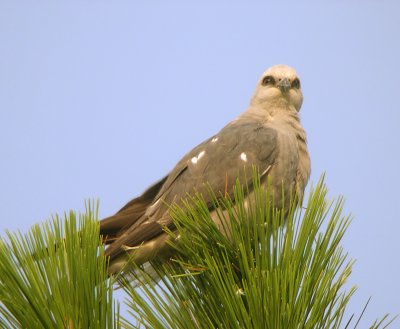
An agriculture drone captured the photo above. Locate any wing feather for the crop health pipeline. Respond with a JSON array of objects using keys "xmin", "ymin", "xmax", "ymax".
[
  {"xmin": 105, "ymin": 120, "xmax": 279, "ymax": 260},
  {"xmin": 99, "ymin": 176, "xmax": 167, "ymax": 244}
]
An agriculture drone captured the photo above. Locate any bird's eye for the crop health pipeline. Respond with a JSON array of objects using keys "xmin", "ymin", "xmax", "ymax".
[
  {"xmin": 261, "ymin": 75, "xmax": 275, "ymax": 86},
  {"xmin": 292, "ymin": 78, "xmax": 301, "ymax": 89}
]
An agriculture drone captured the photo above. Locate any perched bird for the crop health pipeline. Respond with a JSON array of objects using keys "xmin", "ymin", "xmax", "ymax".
[{"xmin": 100, "ymin": 64, "xmax": 311, "ymax": 275}]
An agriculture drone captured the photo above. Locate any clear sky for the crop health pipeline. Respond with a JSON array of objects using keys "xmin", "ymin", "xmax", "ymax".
[{"xmin": 1, "ymin": 1, "xmax": 399, "ymax": 326}]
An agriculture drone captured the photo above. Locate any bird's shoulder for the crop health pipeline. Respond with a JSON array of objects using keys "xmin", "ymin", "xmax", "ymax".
[
  {"xmin": 180, "ymin": 119, "xmax": 279, "ymax": 166},
  {"xmin": 152, "ymin": 119, "xmax": 280, "ymax": 208}
]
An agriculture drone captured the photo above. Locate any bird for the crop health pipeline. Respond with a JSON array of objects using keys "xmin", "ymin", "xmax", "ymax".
[{"xmin": 100, "ymin": 64, "xmax": 311, "ymax": 275}]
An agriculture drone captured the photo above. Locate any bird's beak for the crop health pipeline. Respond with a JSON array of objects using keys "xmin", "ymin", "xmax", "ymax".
[{"xmin": 277, "ymin": 77, "xmax": 291, "ymax": 92}]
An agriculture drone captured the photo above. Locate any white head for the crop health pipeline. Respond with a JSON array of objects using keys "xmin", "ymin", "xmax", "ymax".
[{"xmin": 250, "ymin": 65, "xmax": 303, "ymax": 112}]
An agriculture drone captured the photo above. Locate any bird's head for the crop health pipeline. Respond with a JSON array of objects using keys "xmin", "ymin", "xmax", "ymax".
[{"xmin": 250, "ymin": 65, "xmax": 303, "ymax": 112}]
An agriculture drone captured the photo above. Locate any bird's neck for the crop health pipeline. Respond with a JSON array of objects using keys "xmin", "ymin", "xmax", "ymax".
[
  {"xmin": 245, "ymin": 102, "xmax": 299, "ymax": 123},
  {"xmin": 242, "ymin": 103, "xmax": 307, "ymax": 143}
]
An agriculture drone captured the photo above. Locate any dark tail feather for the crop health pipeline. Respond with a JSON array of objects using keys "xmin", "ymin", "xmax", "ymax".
[{"xmin": 100, "ymin": 175, "xmax": 168, "ymax": 244}]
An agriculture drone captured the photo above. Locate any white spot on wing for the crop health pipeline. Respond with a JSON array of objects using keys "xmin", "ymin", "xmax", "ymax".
[
  {"xmin": 122, "ymin": 245, "xmax": 140, "ymax": 251},
  {"xmin": 148, "ymin": 198, "xmax": 161, "ymax": 213},
  {"xmin": 211, "ymin": 137, "xmax": 218, "ymax": 143},
  {"xmin": 240, "ymin": 152, "xmax": 247, "ymax": 162},
  {"xmin": 191, "ymin": 150, "xmax": 206, "ymax": 164}
]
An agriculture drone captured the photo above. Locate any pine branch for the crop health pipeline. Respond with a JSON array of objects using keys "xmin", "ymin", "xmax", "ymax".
[
  {"xmin": 121, "ymin": 175, "xmax": 395, "ymax": 329},
  {"xmin": 0, "ymin": 202, "xmax": 119, "ymax": 329},
  {"xmin": 0, "ymin": 177, "xmax": 395, "ymax": 329}
]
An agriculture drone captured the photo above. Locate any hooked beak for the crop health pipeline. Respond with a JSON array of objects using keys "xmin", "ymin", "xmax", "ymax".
[{"xmin": 277, "ymin": 77, "xmax": 291, "ymax": 92}]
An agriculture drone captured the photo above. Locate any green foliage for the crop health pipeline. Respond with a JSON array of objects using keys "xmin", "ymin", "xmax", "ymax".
[
  {"xmin": 0, "ymin": 177, "xmax": 395, "ymax": 329},
  {"xmin": 121, "ymin": 176, "xmax": 394, "ymax": 329},
  {"xmin": 0, "ymin": 203, "xmax": 119, "ymax": 329}
]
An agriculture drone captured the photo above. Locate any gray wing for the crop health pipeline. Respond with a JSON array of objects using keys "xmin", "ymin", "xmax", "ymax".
[
  {"xmin": 105, "ymin": 120, "xmax": 279, "ymax": 260},
  {"xmin": 100, "ymin": 176, "xmax": 168, "ymax": 244}
]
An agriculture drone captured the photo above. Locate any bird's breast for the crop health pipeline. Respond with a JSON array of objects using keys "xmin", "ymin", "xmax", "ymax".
[{"xmin": 264, "ymin": 118, "xmax": 310, "ymax": 207}]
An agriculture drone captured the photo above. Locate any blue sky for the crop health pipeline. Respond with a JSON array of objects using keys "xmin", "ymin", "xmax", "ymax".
[{"xmin": 1, "ymin": 1, "xmax": 399, "ymax": 326}]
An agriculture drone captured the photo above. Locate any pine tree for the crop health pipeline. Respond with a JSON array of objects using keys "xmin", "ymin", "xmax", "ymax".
[{"xmin": 0, "ymin": 176, "xmax": 395, "ymax": 328}]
